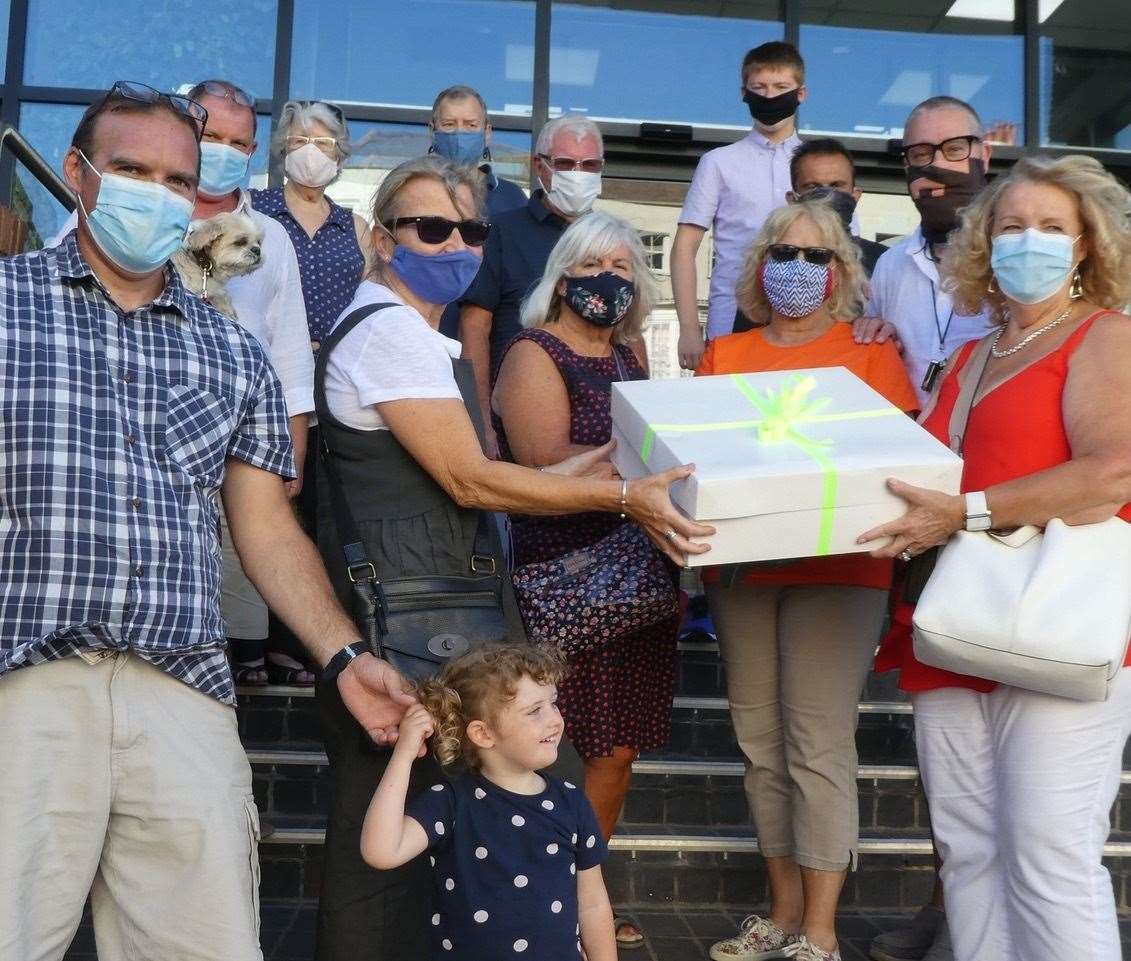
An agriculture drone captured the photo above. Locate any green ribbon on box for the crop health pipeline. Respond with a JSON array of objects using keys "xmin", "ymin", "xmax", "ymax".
[{"xmin": 639, "ymin": 373, "xmax": 902, "ymax": 556}]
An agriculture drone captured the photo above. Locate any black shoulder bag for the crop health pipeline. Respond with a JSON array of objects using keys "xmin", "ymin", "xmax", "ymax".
[{"xmin": 317, "ymin": 304, "xmax": 524, "ymax": 681}]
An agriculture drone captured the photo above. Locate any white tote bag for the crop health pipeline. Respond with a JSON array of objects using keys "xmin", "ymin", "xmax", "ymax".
[{"xmin": 912, "ymin": 517, "xmax": 1131, "ymax": 701}]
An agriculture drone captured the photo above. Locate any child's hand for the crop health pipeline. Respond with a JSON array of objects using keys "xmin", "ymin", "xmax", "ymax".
[{"xmin": 393, "ymin": 703, "xmax": 435, "ymax": 758}]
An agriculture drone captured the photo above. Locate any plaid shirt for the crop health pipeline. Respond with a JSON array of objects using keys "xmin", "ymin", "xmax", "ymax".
[{"xmin": 0, "ymin": 234, "xmax": 295, "ymax": 703}]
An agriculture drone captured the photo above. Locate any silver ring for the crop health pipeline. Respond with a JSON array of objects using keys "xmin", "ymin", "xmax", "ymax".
[
  {"xmin": 664, "ymin": 529, "xmax": 678, "ymax": 541},
  {"xmin": 899, "ymin": 549, "xmax": 913, "ymax": 562}
]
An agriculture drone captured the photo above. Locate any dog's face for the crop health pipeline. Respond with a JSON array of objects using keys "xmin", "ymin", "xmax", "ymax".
[{"xmin": 185, "ymin": 212, "xmax": 264, "ymax": 278}]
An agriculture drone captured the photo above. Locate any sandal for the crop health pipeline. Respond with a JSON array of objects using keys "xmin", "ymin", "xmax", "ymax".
[
  {"xmin": 614, "ymin": 916, "xmax": 646, "ymax": 950},
  {"xmin": 234, "ymin": 660, "xmax": 269, "ymax": 687},
  {"xmin": 266, "ymin": 652, "xmax": 317, "ymax": 687}
]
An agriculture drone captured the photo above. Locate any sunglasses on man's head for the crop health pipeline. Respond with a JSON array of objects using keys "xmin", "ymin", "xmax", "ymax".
[
  {"xmin": 106, "ymin": 80, "xmax": 208, "ymax": 139},
  {"xmin": 194, "ymin": 79, "xmax": 255, "ymax": 108},
  {"xmin": 385, "ymin": 216, "xmax": 492, "ymax": 247},
  {"xmin": 767, "ymin": 244, "xmax": 835, "ymax": 266}
]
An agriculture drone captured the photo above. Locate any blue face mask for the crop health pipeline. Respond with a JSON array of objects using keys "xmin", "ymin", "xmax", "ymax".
[
  {"xmin": 198, "ymin": 142, "xmax": 250, "ymax": 197},
  {"xmin": 432, "ymin": 131, "xmax": 487, "ymax": 168},
  {"xmin": 389, "ymin": 245, "xmax": 482, "ymax": 305},
  {"xmin": 77, "ymin": 150, "xmax": 194, "ymax": 275},
  {"xmin": 990, "ymin": 228, "xmax": 1079, "ymax": 305}
]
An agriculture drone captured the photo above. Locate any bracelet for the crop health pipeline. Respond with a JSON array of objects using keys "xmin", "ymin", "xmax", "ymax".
[{"xmin": 619, "ymin": 479, "xmax": 628, "ymax": 520}]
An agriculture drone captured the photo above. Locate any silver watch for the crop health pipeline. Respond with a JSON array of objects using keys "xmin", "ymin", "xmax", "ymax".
[{"xmin": 964, "ymin": 490, "xmax": 992, "ymax": 532}]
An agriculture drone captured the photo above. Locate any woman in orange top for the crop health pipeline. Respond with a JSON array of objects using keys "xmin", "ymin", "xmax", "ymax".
[
  {"xmin": 701, "ymin": 198, "xmax": 917, "ymax": 961},
  {"xmin": 864, "ymin": 156, "xmax": 1131, "ymax": 961}
]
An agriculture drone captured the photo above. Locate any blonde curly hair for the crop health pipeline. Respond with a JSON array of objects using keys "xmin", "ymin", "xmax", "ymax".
[
  {"xmin": 735, "ymin": 197, "xmax": 868, "ymax": 326},
  {"xmin": 416, "ymin": 645, "xmax": 568, "ymax": 768},
  {"xmin": 941, "ymin": 154, "xmax": 1131, "ymax": 324}
]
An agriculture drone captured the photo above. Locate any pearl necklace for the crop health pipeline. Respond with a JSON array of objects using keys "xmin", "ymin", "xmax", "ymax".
[{"xmin": 990, "ymin": 304, "xmax": 1075, "ymax": 358}]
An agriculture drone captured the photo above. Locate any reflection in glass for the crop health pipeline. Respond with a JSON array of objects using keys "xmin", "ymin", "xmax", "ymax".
[
  {"xmin": 549, "ymin": 2, "xmax": 781, "ymax": 125},
  {"xmin": 23, "ymin": 0, "xmax": 278, "ymax": 96},
  {"xmin": 800, "ymin": 1, "xmax": 1023, "ymax": 143},
  {"xmin": 17, "ymin": 104, "xmax": 272, "ymax": 249},
  {"xmin": 291, "ymin": 0, "xmax": 535, "ymax": 116},
  {"xmin": 280, "ymin": 120, "xmax": 532, "ymax": 217},
  {"xmin": 1040, "ymin": 0, "xmax": 1131, "ymax": 149}
]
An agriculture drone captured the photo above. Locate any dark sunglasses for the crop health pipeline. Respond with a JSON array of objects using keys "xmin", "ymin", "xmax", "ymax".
[
  {"xmin": 193, "ymin": 79, "xmax": 255, "ymax": 108},
  {"xmin": 298, "ymin": 99, "xmax": 346, "ymax": 123},
  {"xmin": 385, "ymin": 216, "xmax": 492, "ymax": 247},
  {"xmin": 105, "ymin": 80, "xmax": 208, "ymax": 139},
  {"xmin": 767, "ymin": 244, "xmax": 835, "ymax": 266}
]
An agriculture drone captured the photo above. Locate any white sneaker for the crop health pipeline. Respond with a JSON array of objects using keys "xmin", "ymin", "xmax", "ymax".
[
  {"xmin": 709, "ymin": 915, "xmax": 799, "ymax": 961},
  {"xmin": 791, "ymin": 935, "xmax": 841, "ymax": 961}
]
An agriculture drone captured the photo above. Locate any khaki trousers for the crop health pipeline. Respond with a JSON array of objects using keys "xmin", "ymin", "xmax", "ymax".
[
  {"xmin": 708, "ymin": 582, "xmax": 886, "ymax": 871},
  {"xmin": 0, "ymin": 654, "xmax": 262, "ymax": 961}
]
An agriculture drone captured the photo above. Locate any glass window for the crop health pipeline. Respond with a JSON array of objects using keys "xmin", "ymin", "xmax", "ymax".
[
  {"xmin": 800, "ymin": 1, "xmax": 1023, "ymax": 145},
  {"xmin": 17, "ymin": 104, "xmax": 272, "ymax": 249},
  {"xmin": 298, "ymin": 120, "xmax": 532, "ymax": 217},
  {"xmin": 550, "ymin": 2, "xmax": 781, "ymax": 125},
  {"xmin": 0, "ymin": 0, "xmax": 10, "ymax": 76},
  {"xmin": 1040, "ymin": 0, "xmax": 1131, "ymax": 149},
  {"xmin": 291, "ymin": 0, "xmax": 536, "ymax": 117},
  {"xmin": 23, "ymin": 0, "xmax": 278, "ymax": 96}
]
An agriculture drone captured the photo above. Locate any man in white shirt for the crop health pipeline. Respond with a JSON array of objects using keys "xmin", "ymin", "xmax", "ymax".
[{"xmin": 856, "ymin": 96, "xmax": 995, "ymax": 409}]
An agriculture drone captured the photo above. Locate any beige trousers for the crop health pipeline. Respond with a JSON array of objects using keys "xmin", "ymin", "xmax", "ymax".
[
  {"xmin": 708, "ymin": 581, "xmax": 886, "ymax": 871},
  {"xmin": 0, "ymin": 653, "xmax": 262, "ymax": 961}
]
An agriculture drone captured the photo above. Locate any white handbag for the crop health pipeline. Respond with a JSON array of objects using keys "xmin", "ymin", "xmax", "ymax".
[
  {"xmin": 912, "ymin": 518, "xmax": 1131, "ymax": 701},
  {"xmin": 910, "ymin": 333, "xmax": 1131, "ymax": 701}
]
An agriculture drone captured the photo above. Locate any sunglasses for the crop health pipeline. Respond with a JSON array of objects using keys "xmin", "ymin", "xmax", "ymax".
[
  {"xmin": 106, "ymin": 80, "xmax": 208, "ymax": 140},
  {"xmin": 767, "ymin": 244, "xmax": 835, "ymax": 266},
  {"xmin": 193, "ymin": 79, "xmax": 255, "ymax": 108},
  {"xmin": 385, "ymin": 216, "xmax": 492, "ymax": 247},
  {"xmin": 537, "ymin": 154, "xmax": 604, "ymax": 174},
  {"xmin": 298, "ymin": 99, "xmax": 346, "ymax": 123}
]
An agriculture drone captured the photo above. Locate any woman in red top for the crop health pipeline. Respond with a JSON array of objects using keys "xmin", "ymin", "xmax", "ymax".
[
  {"xmin": 701, "ymin": 198, "xmax": 918, "ymax": 961},
  {"xmin": 866, "ymin": 155, "xmax": 1131, "ymax": 961}
]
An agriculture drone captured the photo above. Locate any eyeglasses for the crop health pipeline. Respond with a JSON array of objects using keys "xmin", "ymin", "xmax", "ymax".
[
  {"xmin": 104, "ymin": 80, "xmax": 208, "ymax": 139},
  {"xmin": 298, "ymin": 99, "xmax": 346, "ymax": 123},
  {"xmin": 901, "ymin": 135, "xmax": 982, "ymax": 168},
  {"xmin": 385, "ymin": 216, "xmax": 492, "ymax": 247},
  {"xmin": 192, "ymin": 80, "xmax": 255, "ymax": 108},
  {"xmin": 537, "ymin": 154, "xmax": 604, "ymax": 174},
  {"xmin": 767, "ymin": 244, "xmax": 836, "ymax": 266},
  {"xmin": 286, "ymin": 135, "xmax": 340, "ymax": 156}
]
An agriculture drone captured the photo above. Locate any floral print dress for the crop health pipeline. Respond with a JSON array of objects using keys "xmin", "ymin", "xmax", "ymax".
[{"xmin": 494, "ymin": 328, "xmax": 679, "ymax": 759}]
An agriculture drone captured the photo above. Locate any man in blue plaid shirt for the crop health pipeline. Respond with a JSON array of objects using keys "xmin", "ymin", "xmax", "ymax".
[{"xmin": 0, "ymin": 83, "xmax": 415, "ymax": 961}]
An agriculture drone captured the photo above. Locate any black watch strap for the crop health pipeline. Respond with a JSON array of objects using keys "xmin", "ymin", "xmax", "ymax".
[{"xmin": 321, "ymin": 641, "xmax": 369, "ymax": 684}]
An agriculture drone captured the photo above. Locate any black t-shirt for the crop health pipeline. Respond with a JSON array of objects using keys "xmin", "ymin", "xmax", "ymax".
[{"xmin": 406, "ymin": 770, "xmax": 608, "ymax": 960}]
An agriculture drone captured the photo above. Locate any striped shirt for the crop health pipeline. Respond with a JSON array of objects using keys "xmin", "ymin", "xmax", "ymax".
[{"xmin": 0, "ymin": 234, "xmax": 295, "ymax": 703}]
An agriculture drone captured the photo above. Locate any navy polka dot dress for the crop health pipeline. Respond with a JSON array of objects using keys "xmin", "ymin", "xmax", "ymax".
[
  {"xmin": 494, "ymin": 328, "xmax": 679, "ymax": 760},
  {"xmin": 251, "ymin": 187, "xmax": 365, "ymax": 344}
]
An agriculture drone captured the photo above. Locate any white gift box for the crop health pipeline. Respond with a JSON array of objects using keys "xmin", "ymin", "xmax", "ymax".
[{"xmin": 611, "ymin": 367, "xmax": 963, "ymax": 567}]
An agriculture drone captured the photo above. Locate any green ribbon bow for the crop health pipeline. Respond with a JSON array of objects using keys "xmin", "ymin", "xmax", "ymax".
[{"xmin": 638, "ymin": 373, "xmax": 902, "ymax": 556}]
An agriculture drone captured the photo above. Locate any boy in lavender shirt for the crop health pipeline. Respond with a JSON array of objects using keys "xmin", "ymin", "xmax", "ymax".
[{"xmin": 672, "ymin": 41, "xmax": 806, "ymax": 369}]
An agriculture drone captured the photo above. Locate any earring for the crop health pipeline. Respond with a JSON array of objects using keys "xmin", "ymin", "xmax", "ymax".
[
  {"xmin": 1069, "ymin": 267, "xmax": 1084, "ymax": 300},
  {"xmin": 987, "ymin": 275, "xmax": 999, "ymax": 295}
]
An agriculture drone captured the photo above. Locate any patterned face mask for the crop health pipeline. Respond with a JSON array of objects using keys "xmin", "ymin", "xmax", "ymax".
[
  {"xmin": 759, "ymin": 258, "xmax": 833, "ymax": 318},
  {"xmin": 562, "ymin": 271, "xmax": 636, "ymax": 327}
]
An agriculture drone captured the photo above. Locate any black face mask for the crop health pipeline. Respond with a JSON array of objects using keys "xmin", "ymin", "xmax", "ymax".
[
  {"xmin": 743, "ymin": 89, "xmax": 800, "ymax": 127},
  {"xmin": 797, "ymin": 186, "xmax": 857, "ymax": 231},
  {"xmin": 906, "ymin": 158, "xmax": 987, "ymax": 246},
  {"xmin": 562, "ymin": 272, "xmax": 636, "ymax": 328}
]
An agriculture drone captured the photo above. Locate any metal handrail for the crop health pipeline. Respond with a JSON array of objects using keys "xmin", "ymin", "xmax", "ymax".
[{"xmin": 0, "ymin": 124, "xmax": 75, "ymax": 212}]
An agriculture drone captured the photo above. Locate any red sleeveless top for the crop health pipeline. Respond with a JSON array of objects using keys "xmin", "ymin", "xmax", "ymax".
[{"xmin": 875, "ymin": 310, "xmax": 1131, "ymax": 692}]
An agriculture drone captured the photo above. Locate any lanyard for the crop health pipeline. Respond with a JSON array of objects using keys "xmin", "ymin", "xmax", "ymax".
[{"xmin": 928, "ymin": 279, "xmax": 955, "ymax": 358}]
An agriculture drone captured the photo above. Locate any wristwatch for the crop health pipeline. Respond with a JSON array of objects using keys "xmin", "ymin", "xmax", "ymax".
[
  {"xmin": 964, "ymin": 491, "xmax": 992, "ymax": 532},
  {"xmin": 320, "ymin": 641, "xmax": 369, "ymax": 685}
]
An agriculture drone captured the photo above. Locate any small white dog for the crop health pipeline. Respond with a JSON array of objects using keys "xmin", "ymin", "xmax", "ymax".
[{"xmin": 172, "ymin": 212, "xmax": 264, "ymax": 320}]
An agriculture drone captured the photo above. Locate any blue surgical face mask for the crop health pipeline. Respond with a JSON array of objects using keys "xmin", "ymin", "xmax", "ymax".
[
  {"xmin": 198, "ymin": 142, "xmax": 251, "ymax": 197},
  {"xmin": 431, "ymin": 131, "xmax": 487, "ymax": 168},
  {"xmin": 389, "ymin": 245, "xmax": 482, "ymax": 305},
  {"xmin": 77, "ymin": 150, "xmax": 194, "ymax": 275},
  {"xmin": 990, "ymin": 228, "xmax": 1079, "ymax": 305}
]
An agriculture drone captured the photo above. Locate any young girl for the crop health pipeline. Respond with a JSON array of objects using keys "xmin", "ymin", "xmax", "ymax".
[{"xmin": 361, "ymin": 645, "xmax": 617, "ymax": 961}]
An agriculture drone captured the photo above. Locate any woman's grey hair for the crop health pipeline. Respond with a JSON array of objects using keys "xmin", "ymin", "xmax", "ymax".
[
  {"xmin": 366, "ymin": 155, "xmax": 486, "ymax": 284},
  {"xmin": 520, "ymin": 210, "xmax": 657, "ymax": 345},
  {"xmin": 535, "ymin": 113, "xmax": 603, "ymax": 157},
  {"xmin": 271, "ymin": 100, "xmax": 352, "ymax": 160}
]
